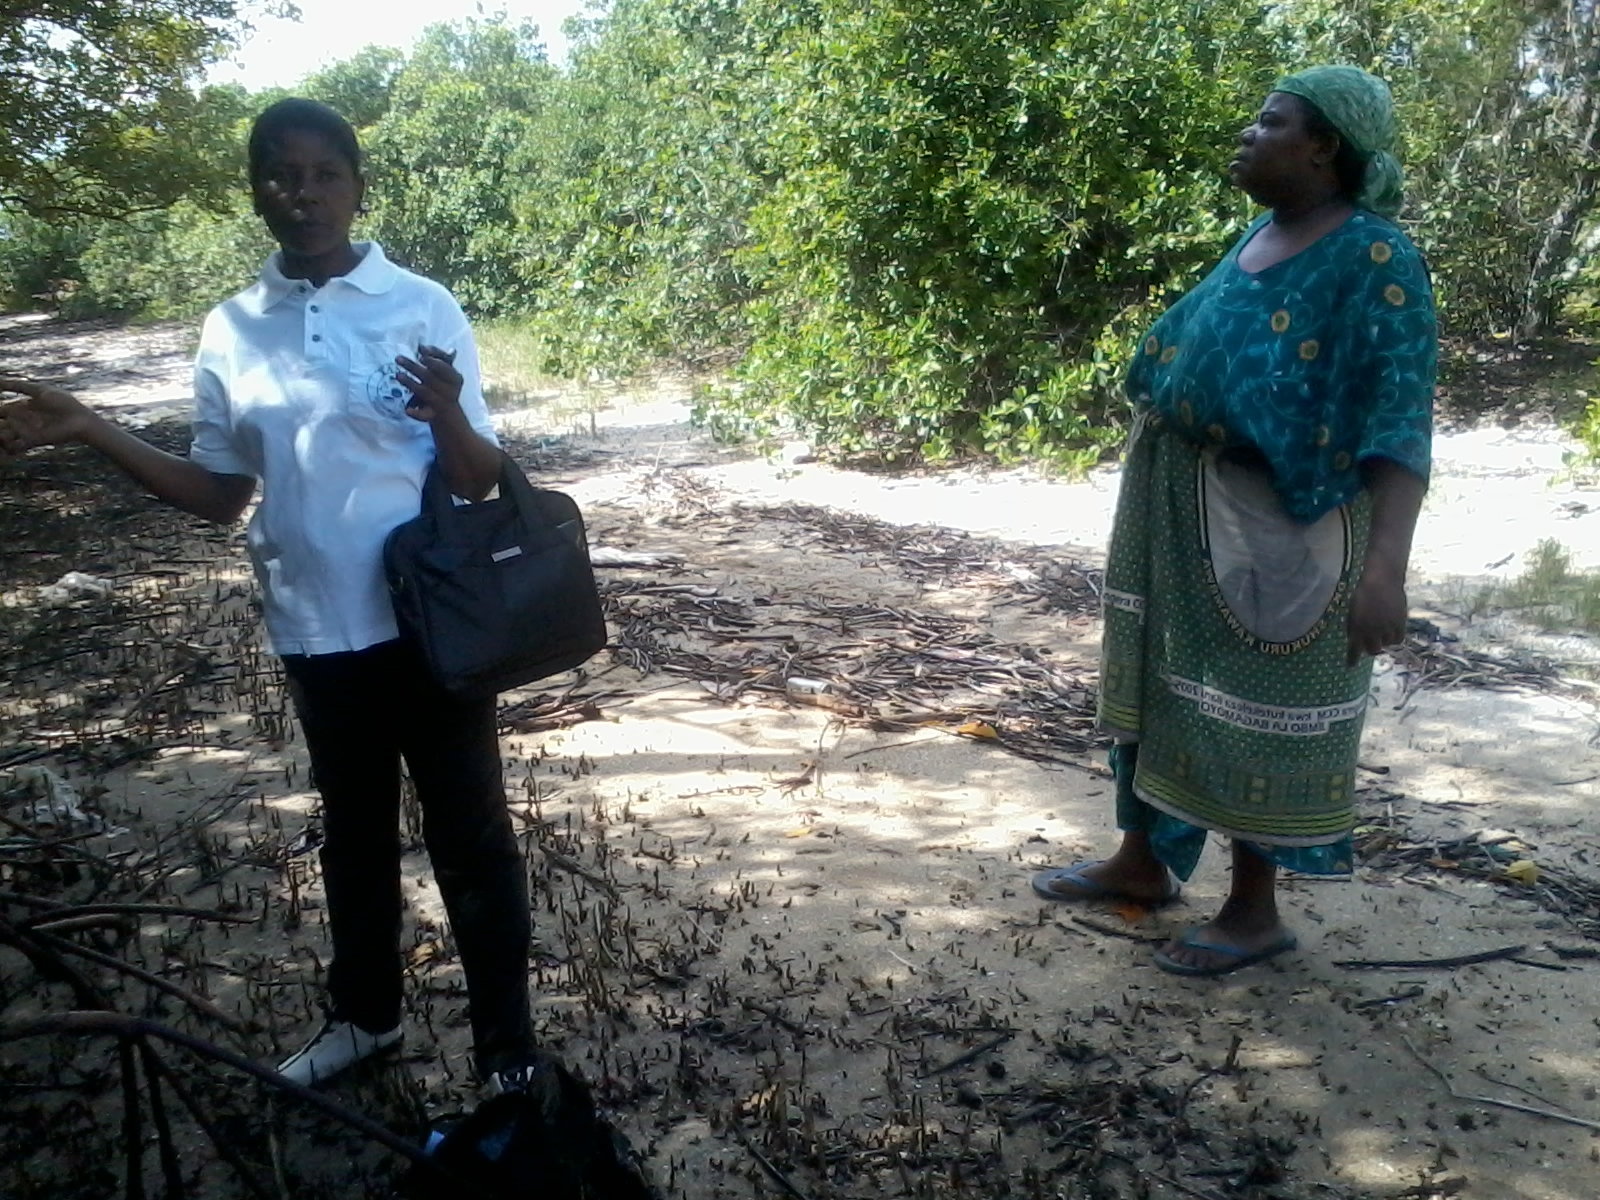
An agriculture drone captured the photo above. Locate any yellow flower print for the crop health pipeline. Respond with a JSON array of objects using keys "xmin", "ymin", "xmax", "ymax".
[
  {"xmin": 1370, "ymin": 241, "xmax": 1393, "ymax": 265},
  {"xmin": 1270, "ymin": 310, "xmax": 1291, "ymax": 333},
  {"xmin": 1144, "ymin": 336, "xmax": 1161, "ymax": 356},
  {"xmin": 1179, "ymin": 401, "xmax": 1194, "ymax": 426},
  {"xmin": 1299, "ymin": 339, "xmax": 1320, "ymax": 361},
  {"xmin": 1333, "ymin": 451, "xmax": 1352, "ymax": 471},
  {"xmin": 1160, "ymin": 345, "xmax": 1178, "ymax": 364},
  {"xmin": 1315, "ymin": 425, "xmax": 1331, "ymax": 447},
  {"xmin": 1384, "ymin": 284, "xmax": 1406, "ymax": 306},
  {"xmin": 1206, "ymin": 424, "xmax": 1227, "ymax": 443}
]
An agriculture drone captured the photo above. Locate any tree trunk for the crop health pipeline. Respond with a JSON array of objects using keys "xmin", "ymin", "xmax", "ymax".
[
  {"xmin": 1516, "ymin": 172, "xmax": 1600, "ymax": 340},
  {"xmin": 1516, "ymin": 2, "xmax": 1600, "ymax": 340}
]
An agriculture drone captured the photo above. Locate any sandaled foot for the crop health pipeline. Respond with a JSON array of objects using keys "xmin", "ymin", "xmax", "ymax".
[
  {"xmin": 1031, "ymin": 859, "xmax": 1180, "ymax": 906},
  {"xmin": 1153, "ymin": 924, "xmax": 1298, "ymax": 977}
]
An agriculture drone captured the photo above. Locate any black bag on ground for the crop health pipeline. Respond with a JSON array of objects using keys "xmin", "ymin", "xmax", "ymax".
[
  {"xmin": 400, "ymin": 1054, "xmax": 660, "ymax": 1200},
  {"xmin": 383, "ymin": 454, "xmax": 608, "ymax": 701}
]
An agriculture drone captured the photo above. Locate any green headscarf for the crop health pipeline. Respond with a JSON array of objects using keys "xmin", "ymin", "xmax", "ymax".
[{"xmin": 1274, "ymin": 65, "xmax": 1404, "ymax": 217}]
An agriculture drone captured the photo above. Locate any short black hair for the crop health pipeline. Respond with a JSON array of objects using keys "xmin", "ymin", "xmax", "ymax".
[
  {"xmin": 248, "ymin": 98, "xmax": 362, "ymax": 184},
  {"xmin": 1297, "ymin": 98, "xmax": 1369, "ymax": 204}
]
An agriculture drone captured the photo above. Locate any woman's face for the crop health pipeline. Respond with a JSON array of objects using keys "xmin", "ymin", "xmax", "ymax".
[
  {"xmin": 1228, "ymin": 92, "xmax": 1329, "ymax": 202},
  {"xmin": 252, "ymin": 129, "xmax": 364, "ymax": 261}
]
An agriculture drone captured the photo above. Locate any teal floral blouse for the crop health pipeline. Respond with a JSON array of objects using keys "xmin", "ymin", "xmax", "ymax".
[{"xmin": 1125, "ymin": 210, "xmax": 1436, "ymax": 523}]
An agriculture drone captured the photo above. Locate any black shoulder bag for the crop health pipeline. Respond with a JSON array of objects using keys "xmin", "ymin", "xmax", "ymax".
[{"xmin": 383, "ymin": 453, "xmax": 608, "ymax": 701}]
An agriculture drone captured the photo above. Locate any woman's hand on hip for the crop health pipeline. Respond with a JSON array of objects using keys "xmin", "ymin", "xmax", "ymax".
[
  {"xmin": 1346, "ymin": 556, "xmax": 1408, "ymax": 666},
  {"xmin": 0, "ymin": 377, "xmax": 94, "ymax": 459},
  {"xmin": 395, "ymin": 346, "xmax": 463, "ymax": 424}
]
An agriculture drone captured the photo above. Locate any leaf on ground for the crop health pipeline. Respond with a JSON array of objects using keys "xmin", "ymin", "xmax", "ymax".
[
  {"xmin": 955, "ymin": 720, "xmax": 999, "ymax": 739},
  {"xmin": 407, "ymin": 939, "xmax": 445, "ymax": 967},
  {"xmin": 1502, "ymin": 858, "xmax": 1539, "ymax": 884}
]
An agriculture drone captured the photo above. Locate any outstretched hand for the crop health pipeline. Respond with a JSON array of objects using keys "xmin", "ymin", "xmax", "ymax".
[
  {"xmin": 0, "ymin": 377, "xmax": 93, "ymax": 461},
  {"xmin": 395, "ymin": 346, "xmax": 463, "ymax": 423}
]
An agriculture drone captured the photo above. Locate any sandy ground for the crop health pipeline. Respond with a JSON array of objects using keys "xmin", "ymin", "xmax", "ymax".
[{"xmin": 3, "ymin": 313, "xmax": 1600, "ymax": 1199}]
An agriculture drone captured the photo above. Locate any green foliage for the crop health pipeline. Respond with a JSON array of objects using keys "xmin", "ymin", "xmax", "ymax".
[
  {"xmin": 0, "ymin": 212, "xmax": 89, "ymax": 309},
  {"xmin": 1568, "ymin": 379, "xmax": 1600, "ymax": 464},
  {"xmin": 301, "ymin": 46, "xmax": 403, "ymax": 129},
  {"xmin": 1276, "ymin": 0, "xmax": 1600, "ymax": 337},
  {"xmin": 724, "ymin": 0, "xmax": 1275, "ymax": 462},
  {"xmin": 6, "ymin": 0, "xmax": 1600, "ymax": 470},
  {"xmin": 499, "ymin": 0, "xmax": 769, "ymax": 374},
  {"xmin": 0, "ymin": 193, "xmax": 270, "ymax": 319},
  {"xmin": 0, "ymin": 1, "xmax": 263, "ymax": 218},
  {"xmin": 73, "ymin": 198, "xmax": 273, "ymax": 318},
  {"xmin": 358, "ymin": 19, "xmax": 556, "ymax": 314}
]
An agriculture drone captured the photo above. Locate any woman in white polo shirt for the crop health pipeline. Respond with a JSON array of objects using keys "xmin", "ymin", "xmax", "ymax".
[{"xmin": 0, "ymin": 100, "xmax": 540, "ymax": 1093}]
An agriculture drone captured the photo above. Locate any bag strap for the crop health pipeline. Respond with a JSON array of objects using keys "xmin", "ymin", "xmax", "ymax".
[{"xmin": 419, "ymin": 451, "xmax": 546, "ymax": 522}]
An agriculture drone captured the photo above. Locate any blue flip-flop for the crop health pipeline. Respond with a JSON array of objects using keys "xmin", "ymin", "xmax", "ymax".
[
  {"xmin": 1152, "ymin": 928, "xmax": 1299, "ymax": 977},
  {"xmin": 1030, "ymin": 860, "xmax": 1181, "ymax": 907}
]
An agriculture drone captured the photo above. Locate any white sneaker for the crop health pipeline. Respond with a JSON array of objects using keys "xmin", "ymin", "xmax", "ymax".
[{"xmin": 276, "ymin": 1019, "xmax": 402, "ymax": 1087}]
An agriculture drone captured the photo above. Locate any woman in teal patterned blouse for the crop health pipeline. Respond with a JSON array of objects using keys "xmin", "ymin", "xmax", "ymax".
[{"xmin": 1031, "ymin": 66, "xmax": 1436, "ymax": 975}]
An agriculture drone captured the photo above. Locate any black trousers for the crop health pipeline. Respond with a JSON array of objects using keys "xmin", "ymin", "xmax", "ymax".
[{"xmin": 281, "ymin": 639, "xmax": 534, "ymax": 1076}]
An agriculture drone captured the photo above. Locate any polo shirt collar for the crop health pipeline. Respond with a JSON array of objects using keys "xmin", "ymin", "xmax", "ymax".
[{"xmin": 256, "ymin": 241, "xmax": 400, "ymax": 310}]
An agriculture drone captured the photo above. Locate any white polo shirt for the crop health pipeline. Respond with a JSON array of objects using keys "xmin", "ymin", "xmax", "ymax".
[{"xmin": 189, "ymin": 242, "xmax": 499, "ymax": 656}]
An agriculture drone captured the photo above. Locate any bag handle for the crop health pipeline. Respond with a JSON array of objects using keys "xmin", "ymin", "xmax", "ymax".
[{"xmin": 419, "ymin": 450, "xmax": 543, "ymax": 522}]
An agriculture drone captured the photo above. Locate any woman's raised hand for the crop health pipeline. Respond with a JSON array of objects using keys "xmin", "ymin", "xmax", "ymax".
[
  {"xmin": 0, "ymin": 377, "xmax": 93, "ymax": 460},
  {"xmin": 394, "ymin": 345, "xmax": 463, "ymax": 423}
]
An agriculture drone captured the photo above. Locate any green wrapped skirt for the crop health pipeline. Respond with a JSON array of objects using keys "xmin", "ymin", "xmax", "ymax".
[{"xmin": 1097, "ymin": 412, "xmax": 1370, "ymax": 879}]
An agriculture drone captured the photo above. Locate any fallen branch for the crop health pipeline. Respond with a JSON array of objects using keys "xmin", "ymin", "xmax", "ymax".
[
  {"xmin": 18, "ymin": 902, "xmax": 255, "ymax": 929},
  {"xmin": 918, "ymin": 1031, "xmax": 1015, "ymax": 1079},
  {"xmin": 1402, "ymin": 1035, "xmax": 1600, "ymax": 1132},
  {"xmin": 1333, "ymin": 944, "xmax": 1526, "ymax": 970},
  {"xmin": 142, "ymin": 1047, "xmax": 277, "ymax": 1200},
  {"xmin": 30, "ymin": 929, "xmax": 251, "ymax": 1034},
  {"xmin": 727, "ymin": 1120, "xmax": 814, "ymax": 1200},
  {"xmin": 0, "ymin": 1012, "xmax": 493, "ymax": 1193},
  {"xmin": 26, "ymin": 914, "xmax": 135, "ymax": 936},
  {"xmin": 1472, "ymin": 1065, "xmax": 1574, "ymax": 1113},
  {"xmin": 1067, "ymin": 915, "xmax": 1168, "ymax": 944},
  {"xmin": 540, "ymin": 846, "xmax": 621, "ymax": 901},
  {"xmin": 137, "ymin": 1039, "xmax": 186, "ymax": 1200},
  {"xmin": 0, "ymin": 913, "xmax": 110, "ymax": 1010},
  {"xmin": 1352, "ymin": 986, "xmax": 1425, "ymax": 1010},
  {"xmin": 1548, "ymin": 943, "xmax": 1600, "ymax": 960},
  {"xmin": 589, "ymin": 546, "xmax": 686, "ymax": 568}
]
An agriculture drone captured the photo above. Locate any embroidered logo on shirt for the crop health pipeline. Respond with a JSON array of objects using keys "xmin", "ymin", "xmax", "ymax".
[{"xmin": 365, "ymin": 362, "xmax": 412, "ymax": 419}]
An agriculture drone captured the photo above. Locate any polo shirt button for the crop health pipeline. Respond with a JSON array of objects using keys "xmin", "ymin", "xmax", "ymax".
[
  {"xmin": 310, "ymin": 305, "xmax": 320, "ymax": 313},
  {"xmin": 312, "ymin": 334, "xmax": 322, "ymax": 342}
]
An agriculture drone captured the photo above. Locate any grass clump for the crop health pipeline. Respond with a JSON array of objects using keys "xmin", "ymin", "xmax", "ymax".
[
  {"xmin": 1491, "ymin": 539, "xmax": 1600, "ymax": 632},
  {"xmin": 474, "ymin": 321, "xmax": 567, "ymax": 413}
]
